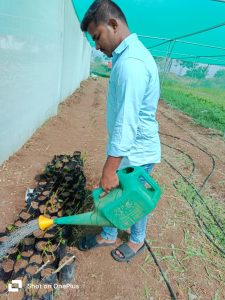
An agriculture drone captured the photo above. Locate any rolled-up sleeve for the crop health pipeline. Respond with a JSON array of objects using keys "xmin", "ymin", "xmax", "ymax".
[{"xmin": 107, "ymin": 58, "xmax": 149, "ymax": 157}]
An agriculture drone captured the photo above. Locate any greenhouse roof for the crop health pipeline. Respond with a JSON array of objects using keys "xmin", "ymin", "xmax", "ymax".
[{"xmin": 72, "ymin": 0, "xmax": 225, "ymax": 66}]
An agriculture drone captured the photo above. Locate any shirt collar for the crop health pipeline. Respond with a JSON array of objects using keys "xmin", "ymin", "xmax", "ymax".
[{"xmin": 112, "ymin": 33, "xmax": 137, "ymax": 61}]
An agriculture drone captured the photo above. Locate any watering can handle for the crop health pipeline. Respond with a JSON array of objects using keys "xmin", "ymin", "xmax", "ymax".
[
  {"xmin": 135, "ymin": 167, "xmax": 160, "ymax": 191},
  {"xmin": 92, "ymin": 187, "xmax": 107, "ymax": 201}
]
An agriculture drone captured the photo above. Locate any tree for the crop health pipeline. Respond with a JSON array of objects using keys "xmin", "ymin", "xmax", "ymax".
[
  {"xmin": 214, "ymin": 69, "xmax": 225, "ymax": 78},
  {"xmin": 185, "ymin": 66, "xmax": 208, "ymax": 79},
  {"xmin": 179, "ymin": 60, "xmax": 195, "ymax": 69},
  {"xmin": 154, "ymin": 56, "xmax": 166, "ymax": 72}
]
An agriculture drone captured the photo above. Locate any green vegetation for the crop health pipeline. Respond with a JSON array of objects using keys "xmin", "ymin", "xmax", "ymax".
[
  {"xmin": 6, "ymin": 224, "xmax": 16, "ymax": 232},
  {"xmin": 214, "ymin": 69, "xmax": 225, "ymax": 79},
  {"xmin": 185, "ymin": 66, "xmax": 208, "ymax": 79},
  {"xmin": 161, "ymin": 74, "xmax": 225, "ymax": 133},
  {"xmin": 174, "ymin": 178, "xmax": 225, "ymax": 252},
  {"xmin": 91, "ymin": 61, "xmax": 110, "ymax": 78},
  {"xmin": 90, "ymin": 55, "xmax": 225, "ymax": 133}
]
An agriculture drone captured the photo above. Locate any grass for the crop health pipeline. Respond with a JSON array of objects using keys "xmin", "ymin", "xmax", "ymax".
[
  {"xmin": 140, "ymin": 156, "xmax": 225, "ymax": 298},
  {"xmin": 160, "ymin": 74, "xmax": 225, "ymax": 133},
  {"xmin": 91, "ymin": 62, "xmax": 111, "ymax": 78},
  {"xmin": 174, "ymin": 178, "xmax": 225, "ymax": 252},
  {"xmin": 140, "ymin": 168, "xmax": 225, "ymax": 295},
  {"xmin": 89, "ymin": 66, "xmax": 225, "ymax": 133}
]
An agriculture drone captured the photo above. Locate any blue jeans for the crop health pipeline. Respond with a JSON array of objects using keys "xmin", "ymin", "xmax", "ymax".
[{"xmin": 101, "ymin": 163, "xmax": 154, "ymax": 244}]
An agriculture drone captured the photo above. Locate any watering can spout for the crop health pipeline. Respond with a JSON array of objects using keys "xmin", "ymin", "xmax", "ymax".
[
  {"xmin": 38, "ymin": 212, "xmax": 112, "ymax": 231},
  {"xmin": 53, "ymin": 212, "xmax": 112, "ymax": 227},
  {"xmin": 38, "ymin": 215, "xmax": 54, "ymax": 231}
]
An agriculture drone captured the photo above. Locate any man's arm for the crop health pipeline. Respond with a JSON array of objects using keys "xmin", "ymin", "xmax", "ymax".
[{"xmin": 100, "ymin": 155, "xmax": 122, "ymax": 193}]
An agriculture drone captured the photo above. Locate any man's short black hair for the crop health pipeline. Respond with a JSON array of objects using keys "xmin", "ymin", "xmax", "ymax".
[{"xmin": 81, "ymin": 0, "xmax": 128, "ymax": 32}]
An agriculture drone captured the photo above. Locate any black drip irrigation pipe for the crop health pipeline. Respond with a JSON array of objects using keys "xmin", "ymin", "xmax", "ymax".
[
  {"xmin": 145, "ymin": 110, "xmax": 224, "ymax": 297},
  {"xmin": 161, "ymin": 142, "xmax": 195, "ymax": 178},
  {"xmin": 159, "ymin": 110, "xmax": 190, "ymax": 138},
  {"xmin": 159, "ymin": 108, "xmax": 225, "ymax": 164},
  {"xmin": 199, "ymin": 133, "xmax": 224, "ymax": 137},
  {"xmin": 158, "ymin": 109, "xmax": 210, "ymax": 152},
  {"xmin": 164, "ymin": 158, "xmax": 225, "ymax": 256},
  {"xmin": 144, "ymin": 239, "xmax": 177, "ymax": 300},
  {"xmin": 159, "ymin": 108, "xmax": 224, "ymax": 200},
  {"xmin": 158, "ymin": 110, "xmax": 216, "ymax": 191},
  {"xmin": 159, "ymin": 132, "xmax": 216, "ymax": 192},
  {"xmin": 158, "ymin": 109, "xmax": 211, "ymax": 154},
  {"xmin": 160, "ymin": 132, "xmax": 224, "ymax": 234},
  {"xmin": 165, "ymin": 151, "xmax": 225, "ymax": 252},
  {"xmin": 161, "ymin": 138, "xmax": 225, "ymax": 235},
  {"xmin": 141, "ymin": 130, "xmax": 222, "ymax": 298},
  {"xmin": 163, "ymin": 148, "xmax": 222, "ymax": 234}
]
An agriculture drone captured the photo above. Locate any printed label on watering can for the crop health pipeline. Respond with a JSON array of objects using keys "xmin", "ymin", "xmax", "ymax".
[
  {"xmin": 104, "ymin": 195, "xmax": 150, "ymax": 230},
  {"xmin": 111, "ymin": 201, "xmax": 145, "ymax": 229}
]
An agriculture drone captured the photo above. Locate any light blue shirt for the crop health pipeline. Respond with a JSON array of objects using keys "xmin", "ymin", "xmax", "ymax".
[{"xmin": 106, "ymin": 33, "xmax": 161, "ymax": 168}]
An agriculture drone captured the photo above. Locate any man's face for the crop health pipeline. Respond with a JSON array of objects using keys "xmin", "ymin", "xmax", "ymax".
[{"xmin": 88, "ymin": 21, "xmax": 117, "ymax": 57}]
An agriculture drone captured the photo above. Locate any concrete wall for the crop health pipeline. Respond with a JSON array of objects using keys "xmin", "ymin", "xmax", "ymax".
[{"xmin": 0, "ymin": 0, "xmax": 91, "ymax": 165}]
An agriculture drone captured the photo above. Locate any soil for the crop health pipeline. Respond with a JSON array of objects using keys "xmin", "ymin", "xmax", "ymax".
[
  {"xmin": 13, "ymin": 259, "xmax": 28, "ymax": 274},
  {"xmin": 2, "ymin": 259, "xmax": 14, "ymax": 273},
  {"xmin": 21, "ymin": 250, "xmax": 34, "ymax": 258},
  {"xmin": 25, "ymin": 265, "xmax": 39, "ymax": 275},
  {"xmin": 29, "ymin": 254, "xmax": 42, "ymax": 265},
  {"xmin": 0, "ymin": 77, "xmax": 224, "ymax": 299}
]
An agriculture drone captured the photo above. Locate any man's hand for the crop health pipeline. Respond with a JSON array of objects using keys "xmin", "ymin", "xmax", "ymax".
[
  {"xmin": 100, "ymin": 156, "xmax": 122, "ymax": 193},
  {"xmin": 100, "ymin": 170, "xmax": 119, "ymax": 193}
]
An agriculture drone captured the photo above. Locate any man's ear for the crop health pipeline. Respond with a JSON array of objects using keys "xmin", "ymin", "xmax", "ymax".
[{"xmin": 108, "ymin": 18, "xmax": 118, "ymax": 31}]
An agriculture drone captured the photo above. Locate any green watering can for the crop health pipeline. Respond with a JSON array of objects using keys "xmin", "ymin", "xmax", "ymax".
[{"xmin": 38, "ymin": 166, "xmax": 161, "ymax": 231}]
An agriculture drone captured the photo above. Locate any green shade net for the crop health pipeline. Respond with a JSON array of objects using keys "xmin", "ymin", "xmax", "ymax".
[{"xmin": 72, "ymin": 0, "xmax": 225, "ymax": 66}]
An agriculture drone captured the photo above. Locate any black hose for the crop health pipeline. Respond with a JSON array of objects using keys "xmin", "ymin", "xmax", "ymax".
[
  {"xmin": 152, "ymin": 107, "xmax": 225, "ymax": 298},
  {"xmin": 160, "ymin": 131, "xmax": 216, "ymax": 192},
  {"xmin": 162, "ymin": 142, "xmax": 195, "ymax": 178},
  {"xmin": 160, "ymin": 133, "xmax": 224, "ymax": 233},
  {"xmin": 164, "ymin": 158, "xmax": 225, "ymax": 255},
  {"xmin": 144, "ymin": 239, "xmax": 177, "ymax": 300}
]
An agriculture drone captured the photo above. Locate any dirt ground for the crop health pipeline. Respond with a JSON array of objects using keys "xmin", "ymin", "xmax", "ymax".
[{"xmin": 0, "ymin": 77, "xmax": 225, "ymax": 300}]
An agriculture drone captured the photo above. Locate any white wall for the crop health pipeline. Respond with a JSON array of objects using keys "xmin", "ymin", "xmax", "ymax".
[{"xmin": 0, "ymin": 0, "xmax": 91, "ymax": 164}]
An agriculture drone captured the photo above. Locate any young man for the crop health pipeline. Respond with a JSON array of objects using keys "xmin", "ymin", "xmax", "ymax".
[{"xmin": 78, "ymin": 0, "xmax": 161, "ymax": 262}]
